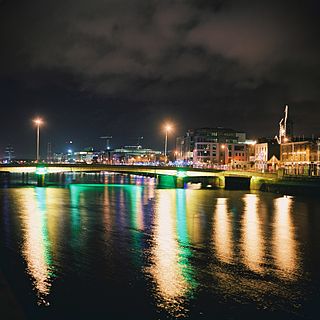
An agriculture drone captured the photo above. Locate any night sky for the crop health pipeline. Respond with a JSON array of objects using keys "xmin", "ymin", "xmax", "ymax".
[{"xmin": 1, "ymin": 0, "xmax": 320, "ymax": 158}]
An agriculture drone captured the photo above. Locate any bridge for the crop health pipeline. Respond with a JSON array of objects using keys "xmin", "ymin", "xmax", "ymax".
[{"xmin": 0, "ymin": 164, "xmax": 277, "ymax": 189}]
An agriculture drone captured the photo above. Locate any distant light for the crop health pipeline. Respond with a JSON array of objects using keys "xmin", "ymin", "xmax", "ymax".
[
  {"xmin": 36, "ymin": 167, "xmax": 47, "ymax": 175},
  {"xmin": 68, "ymin": 149, "xmax": 72, "ymax": 153},
  {"xmin": 176, "ymin": 170, "xmax": 187, "ymax": 178},
  {"xmin": 69, "ymin": 141, "xmax": 73, "ymax": 144},
  {"xmin": 246, "ymin": 140, "xmax": 257, "ymax": 145}
]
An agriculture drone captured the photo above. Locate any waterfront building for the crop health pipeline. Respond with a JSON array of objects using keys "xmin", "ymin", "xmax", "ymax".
[
  {"xmin": 176, "ymin": 127, "xmax": 246, "ymax": 161},
  {"xmin": 280, "ymin": 139, "xmax": 319, "ymax": 175},
  {"xmin": 176, "ymin": 127, "xmax": 249, "ymax": 168},
  {"xmin": 53, "ymin": 153, "xmax": 64, "ymax": 163},
  {"xmin": 74, "ymin": 150, "xmax": 96, "ymax": 163},
  {"xmin": 111, "ymin": 145, "xmax": 162, "ymax": 164},
  {"xmin": 193, "ymin": 142, "xmax": 248, "ymax": 169},
  {"xmin": 254, "ymin": 139, "xmax": 280, "ymax": 172}
]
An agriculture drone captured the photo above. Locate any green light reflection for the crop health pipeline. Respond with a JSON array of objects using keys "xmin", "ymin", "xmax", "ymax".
[
  {"xmin": 148, "ymin": 189, "xmax": 197, "ymax": 317},
  {"xmin": 176, "ymin": 189, "xmax": 197, "ymax": 291}
]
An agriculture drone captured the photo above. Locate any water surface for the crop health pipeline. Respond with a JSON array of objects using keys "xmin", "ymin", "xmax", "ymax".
[{"xmin": 0, "ymin": 177, "xmax": 319, "ymax": 319}]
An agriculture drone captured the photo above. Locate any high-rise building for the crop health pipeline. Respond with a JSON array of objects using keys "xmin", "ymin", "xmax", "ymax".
[{"xmin": 4, "ymin": 145, "xmax": 15, "ymax": 163}]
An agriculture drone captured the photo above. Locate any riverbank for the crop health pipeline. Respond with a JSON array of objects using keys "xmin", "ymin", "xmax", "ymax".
[{"xmin": 259, "ymin": 175, "xmax": 320, "ymax": 195}]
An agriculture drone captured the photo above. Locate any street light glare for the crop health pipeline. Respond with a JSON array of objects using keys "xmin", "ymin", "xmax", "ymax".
[
  {"xmin": 34, "ymin": 118, "xmax": 43, "ymax": 125},
  {"xmin": 165, "ymin": 124, "xmax": 172, "ymax": 132}
]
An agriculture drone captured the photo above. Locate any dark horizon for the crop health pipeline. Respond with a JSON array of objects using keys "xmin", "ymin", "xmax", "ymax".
[{"xmin": 1, "ymin": 0, "xmax": 320, "ymax": 158}]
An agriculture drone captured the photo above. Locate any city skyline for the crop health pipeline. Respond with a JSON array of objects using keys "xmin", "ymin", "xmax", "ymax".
[
  {"xmin": 0, "ymin": 107, "xmax": 318, "ymax": 159},
  {"xmin": 1, "ymin": 0, "xmax": 320, "ymax": 157}
]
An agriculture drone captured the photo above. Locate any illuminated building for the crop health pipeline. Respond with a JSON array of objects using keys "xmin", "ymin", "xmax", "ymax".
[
  {"xmin": 193, "ymin": 142, "xmax": 248, "ymax": 168},
  {"xmin": 280, "ymin": 139, "xmax": 319, "ymax": 175},
  {"xmin": 111, "ymin": 145, "xmax": 161, "ymax": 164},
  {"xmin": 73, "ymin": 150, "xmax": 97, "ymax": 163},
  {"xmin": 176, "ymin": 127, "xmax": 251, "ymax": 168},
  {"xmin": 254, "ymin": 138, "xmax": 280, "ymax": 172},
  {"xmin": 3, "ymin": 145, "xmax": 15, "ymax": 163}
]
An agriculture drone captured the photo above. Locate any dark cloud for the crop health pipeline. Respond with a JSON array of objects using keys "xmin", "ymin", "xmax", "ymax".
[{"xmin": 0, "ymin": 0, "xmax": 319, "ymax": 157}]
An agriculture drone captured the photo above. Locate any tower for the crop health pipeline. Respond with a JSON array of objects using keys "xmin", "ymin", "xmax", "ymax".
[{"xmin": 275, "ymin": 105, "xmax": 291, "ymax": 144}]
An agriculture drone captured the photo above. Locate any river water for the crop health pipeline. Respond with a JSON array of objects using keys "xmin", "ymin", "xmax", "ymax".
[{"xmin": 0, "ymin": 174, "xmax": 319, "ymax": 319}]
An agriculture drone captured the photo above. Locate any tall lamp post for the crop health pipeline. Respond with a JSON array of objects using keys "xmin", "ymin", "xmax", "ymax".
[
  {"xmin": 164, "ymin": 124, "xmax": 172, "ymax": 163},
  {"xmin": 221, "ymin": 144, "xmax": 229, "ymax": 169},
  {"xmin": 34, "ymin": 118, "xmax": 43, "ymax": 162}
]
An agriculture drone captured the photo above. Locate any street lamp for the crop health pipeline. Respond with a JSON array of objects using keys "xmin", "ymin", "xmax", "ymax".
[
  {"xmin": 33, "ymin": 118, "xmax": 43, "ymax": 162},
  {"xmin": 221, "ymin": 144, "xmax": 229, "ymax": 168},
  {"xmin": 164, "ymin": 124, "xmax": 172, "ymax": 163}
]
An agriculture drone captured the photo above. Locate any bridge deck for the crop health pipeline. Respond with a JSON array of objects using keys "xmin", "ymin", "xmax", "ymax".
[{"xmin": 0, "ymin": 164, "xmax": 277, "ymax": 179}]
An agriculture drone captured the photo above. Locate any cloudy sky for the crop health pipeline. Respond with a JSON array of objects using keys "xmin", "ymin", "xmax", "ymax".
[{"xmin": 0, "ymin": 0, "xmax": 319, "ymax": 157}]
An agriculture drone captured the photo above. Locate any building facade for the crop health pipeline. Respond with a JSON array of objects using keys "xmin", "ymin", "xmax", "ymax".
[
  {"xmin": 193, "ymin": 142, "xmax": 248, "ymax": 168},
  {"xmin": 3, "ymin": 145, "xmax": 15, "ymax": 163},
  {"xmin": 176, "ymin": 127, "xmax": 247, "ymax": 164},
  {"xmin": 175, "ymin": 127, "xmax": 251, "ymax": 168},
  {"xmin": 111, "ymin": 145, "xmax": 162, "ymax": 164},
  {"xmin": 280, "ymin": 140, "xmax": 319, "ymax": 175},
  {"xmin": 254, "ymin": 139, "xmax": 280, "ymax": 172}
]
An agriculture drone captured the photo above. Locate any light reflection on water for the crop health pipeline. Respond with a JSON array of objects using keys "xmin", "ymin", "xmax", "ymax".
[
  {"xmin": 0, "ymin": 183, "xmax": 317, "ymax": 319},
  {"xmin": 147, "ymin": 190, "xmax": 194, "ymax": 317},
  {"xmin": 214, "ymin": 198, "xmax": 233, "ymax": 264},
  {"xmin": 273, "ymin": 196, "xmax": 298, "ymax": 279},
  {"xmin": 241, "ymin": 194, "xmax": 265, "ymax": 273},
  {"xmin": 14, "ymin": 188, "xmax": 54, "ymax": 305}
]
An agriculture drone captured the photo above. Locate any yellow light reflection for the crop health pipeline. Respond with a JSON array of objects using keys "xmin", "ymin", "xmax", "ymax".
[
  {"xmin": 18, "ymin": 188, "xmax": 52, "ymax": 305},
  {"xmin": 186, "ymin": 190, "xmax": 204, "ymax": 245},
  {"xmin": 241, "ymin": 194, "xmax": 264, "ymax": 273},
  {"xmin": 148, "ymin": 190, "xmax": 190, "ymax": 316},
  {"xmin": 273, "ymin": 196, "xmax": 298, "ymax": 279},
  {"xmin": 103, "ymin": 187, "xmax": 112, "ymax": 234},
  {"xmin": 214, "ymin": 198, "xmax": 233, "ymax": 264}
]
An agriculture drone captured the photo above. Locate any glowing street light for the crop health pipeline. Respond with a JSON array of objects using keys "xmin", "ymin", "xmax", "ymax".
[
  {"xmin": 164, "ymin": 123, "xmax": 172, "ymax": 163},
  {"xmin": 221, "ymin": 144, "xmax": 229, "ymax": 167},
  {"xmin": 33, "ymin": 118, "xmax": 43, "ymax": 162}
]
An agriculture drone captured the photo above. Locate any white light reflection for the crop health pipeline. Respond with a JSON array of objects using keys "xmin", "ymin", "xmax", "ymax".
[
  {"xmin": 148, "ymin": 190, "xmax": 190, "ymax": 316},
  {"xmin": 241, "ymin": 194, "xmax": 264, "ymax": 273},
  {"xmin": 214, "ymin": 198, "xmax": 233, "ymax": 264},
  {"xmin": 273, "ymin": 196, "xmax": 298, "ymax": 279},
  {"xmin": 18, "ymin": 188, "xmax": 52, "ymax": 305}
]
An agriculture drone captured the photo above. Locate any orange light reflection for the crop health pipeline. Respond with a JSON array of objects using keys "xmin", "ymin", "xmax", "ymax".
[
  {"xmin": 273, "ymin": 196, "xmax": 298, "ymax": 279},
  {"xmin": 241, "ymin": 194, "xmax": 264, "ymax": 273},
  {"xmin": 214, "ymin": 198, "xmax": 233, "ymax": 264},
  {"xmin": 148, "ymin": 190, "xmax": 190, "ymax": 315}
]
